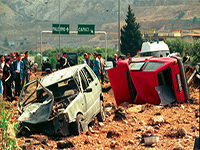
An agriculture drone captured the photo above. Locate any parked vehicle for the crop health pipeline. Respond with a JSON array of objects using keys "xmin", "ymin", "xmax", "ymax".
[
  {"xmin": 138, "ymin": 41, "xmax": 170, "ymax": 57},
  {"xmin": 105, "ymin": 61, "xmax": 114, "ymax": 70},
  {"xmin": 17, "ymin": 64, "xmax": 105, "ymax": 136},
  {"xmin": 107, "ymin": 56, "xmax": 189, "ymax": 106}
]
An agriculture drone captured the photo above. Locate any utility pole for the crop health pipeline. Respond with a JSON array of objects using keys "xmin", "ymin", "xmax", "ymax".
[
  {"xmin": 59, "ymin": 0, "xmax": 61, "ymax": 52},
  {"xmin": 118, "ymin": 0, "xmax": 121, "ymax": 56}
]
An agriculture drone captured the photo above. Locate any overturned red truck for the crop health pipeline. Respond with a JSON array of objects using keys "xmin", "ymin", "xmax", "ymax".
[{"xmin": 107, "ymin": 56, "xmax": 189, "ymax": 106}]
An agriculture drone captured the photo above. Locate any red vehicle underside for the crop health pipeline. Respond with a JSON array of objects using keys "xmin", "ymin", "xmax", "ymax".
[{"xmin": 107, "ymin": 56, "xmax": 189, "ymax": 106}]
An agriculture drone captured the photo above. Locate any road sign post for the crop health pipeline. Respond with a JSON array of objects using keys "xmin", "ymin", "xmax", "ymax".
[
  {"xmin": 78, "ymin": 24, "xmax": 95, "ymax": 35},
  {"xmin": 52, "ymin": 24, "xmax": 69, "ymax": 34}
]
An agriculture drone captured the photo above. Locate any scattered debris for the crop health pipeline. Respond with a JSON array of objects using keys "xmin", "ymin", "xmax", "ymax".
[
  {"xmin": 107, "ymin": 130, "xmax": 120, "ymax": 138},
  {"xmin": 129, "ymin": 140, "xmax": 135, "ymax": 144},
  {"xmin": 150, "ymin": 116, "xmax": 165, "ymax": 126},
  {"xmin": 113, "ymin": 107, "xmax": 127, "ymax": 120},
  {"xmin": 20, "ymin": 143, "xmax": 32, "ymax": 150},
  {"xmin": 144, "ymin": 136, "xmax": 159, "ymax": 146},
  {"xmin": 142, "ymin": 126, "xmax": 155, "ymax": 137},
  {"xmin": 179, "ymin": 127, "xmax": 187, "ymax": 137},
  {"xmin": 57, "ymin": 140, "xmax": 74, "ymax": 149}
]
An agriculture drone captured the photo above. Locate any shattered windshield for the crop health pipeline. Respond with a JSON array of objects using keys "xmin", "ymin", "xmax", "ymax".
[
  {"xmin": 142, "ymin": 62, "xmax": 165, "ymax": 71},
  {"xmin": 129, "ymin": 62, "xmax": 146, "ymax": 70}
]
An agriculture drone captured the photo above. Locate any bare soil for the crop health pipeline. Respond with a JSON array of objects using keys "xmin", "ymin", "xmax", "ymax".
[{"xmin": 1, "ymin": 73, "xmax": 199, "ymax": 150}]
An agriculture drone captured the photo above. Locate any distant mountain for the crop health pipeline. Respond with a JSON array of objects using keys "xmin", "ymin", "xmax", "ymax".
[{"xmin": 0, "ymin": 0, "xmax": 200, "ymax": 53}]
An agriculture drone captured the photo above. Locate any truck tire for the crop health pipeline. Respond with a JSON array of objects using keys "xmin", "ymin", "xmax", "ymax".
[{"xmin": 97, "ymin": 100, "xmax": 106, "ymax": 122}]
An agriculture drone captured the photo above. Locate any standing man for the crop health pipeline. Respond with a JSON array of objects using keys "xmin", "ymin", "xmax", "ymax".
[
  {"xmin": 3, "ymin": 56, "xmax": 13, "ymax": 101},
  {"xmin": 56, "ymin": 60, "xmax": 60, "ymax": 71},
  {"xmin": 98, "ymin": 54, "xmax": 106, "ymax": 84},
  {"xmin": 41, "ymin": 61, "xmax": 46, "ymax": 76},
  {"xmin": 60, "ymin": 52, "xmax": 70, "ymax": 69},
  {"xmin": 183, "ymin": 52, "xmax": 190, "ymax": 63},
  {"xmin": 9, "ymin": 55, "xmax": 15, "ymax": 97},
  {"xmin": 93, "ymin": 53, "xmax": 100, "ymax": 81},
  {"xmin": 0, "ymin": 55, "xmax": 5, "ymax": 96},
  {"xmin": 22, "ymin": 51, "xmax": 31, "ymax": 89},
  {"xmin": 13, "ymin": 53, "xmax": 24, "ymax": 96},
  {"xmin": 82, "ymin": 53, "xmax": 87, "ymax": 64},
  {"xmin": 69, "ymin": 58, "xmax": 75, "ymax": 66},
  {"xmin": 86, "ymin": 52, "xmax": 93, "ymax": 69},
  {"xmin": 33, "ymin": 62, "xmax": 38, "ymax": 73},
  {"xmin": 112, "ymin": 54, "xmax": 118, "ymax": 67},
  {"xmin": 127, "ymin": 53, "xmax": 131, "ymax": 59},
  {"xmin": 45, "ymin": 59, "xmax": 52, "ymax": 75}
]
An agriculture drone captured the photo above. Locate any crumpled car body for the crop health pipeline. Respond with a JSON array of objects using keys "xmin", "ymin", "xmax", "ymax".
[
  {"xmin": 107, "ymin": 56, "xmax": 189, "ymax": 106},
  {"xmin": 18, "ymin": 64, "xmax": 105, "ymax": 136}
]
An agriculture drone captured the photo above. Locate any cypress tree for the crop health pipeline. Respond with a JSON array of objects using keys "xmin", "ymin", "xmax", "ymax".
[{"xmin": 120, "ymin": 5, "xmax": 143, "ymax": 56}]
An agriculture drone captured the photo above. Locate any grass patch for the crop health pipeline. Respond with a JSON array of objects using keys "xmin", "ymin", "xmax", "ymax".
[{"xmin": 0, "ymin": 100, "xmax": 20, "ymax": 149}]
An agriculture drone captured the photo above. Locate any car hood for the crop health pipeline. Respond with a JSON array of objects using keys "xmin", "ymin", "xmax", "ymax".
[{"xmin": 18, "ymin": 97, "xmax": 54, "ymax": 124}]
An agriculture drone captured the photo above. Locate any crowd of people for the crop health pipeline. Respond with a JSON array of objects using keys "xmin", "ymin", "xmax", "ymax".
[
  {"xmin": 81, "ymin": 52, "xmax": 108, "ymax": 84},
  {"xmin": 0, "ymin": 51, "xmax": 31, "ymax": 101},
  {"xmin": 0, "ymin": 50, "xmax": 120, "ymax": 101}
]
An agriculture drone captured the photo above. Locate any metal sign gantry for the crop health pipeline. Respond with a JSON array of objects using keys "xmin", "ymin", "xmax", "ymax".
[{"xmin": 40, "ymin": 30, "xmax": 107, "ymax": 65}]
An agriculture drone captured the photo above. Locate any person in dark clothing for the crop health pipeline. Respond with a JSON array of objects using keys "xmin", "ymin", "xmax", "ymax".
[
  {"xmin": 3, "ymin": 57, "xmax": 13, "ymax": 101},
  {"xmin": 9, "ymin": 55, "xmax": 15, "ymax": 97},
  {"xmin": 22, "ymin": 51, "xmax": 30, "ymax": 88},
  {"xmin": 13, "ymin": 53, "xmax": 24, "ymax": 96},
  {"xmin": 86, "ymin": 53, "xmax": 93, "ymax": 69},
  {"xmin": 60, "ymin": 52, "xmax": 70, "ymax": 69},
  {"xmin": 112, "ymin": 54, "xmax": 117, "ymax": 67},
  {"xmin": 69, "ymin": 58, "xmax": 75, "ymax": 66},
  {"xmin": 183, "ymin": 52, "xmax": 190, "ymax": 63},
  {"xmin": 56, "ymin": 60, "xmax": 60, "ymax": 71},
  {"xmin": 45, "ymin": 59, "xmax": 52, "ymax": 75},
  {"xmin": 41, "ymin": 61, "xmax": 46, "ymax": 75}
]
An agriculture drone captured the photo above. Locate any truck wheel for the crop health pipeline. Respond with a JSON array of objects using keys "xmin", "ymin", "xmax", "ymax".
[
  {"xmin": 97, "ymin": 100, "xmax": 106, "ymax": 122},
  {"xmin": 73, "ymin": 114, "xmax": 84, "ymax": 135}
]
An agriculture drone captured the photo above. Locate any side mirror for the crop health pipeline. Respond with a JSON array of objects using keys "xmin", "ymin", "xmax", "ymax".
[{"xmin": 84, "ymin": 88, "xmax": 92, "ymax": 93}]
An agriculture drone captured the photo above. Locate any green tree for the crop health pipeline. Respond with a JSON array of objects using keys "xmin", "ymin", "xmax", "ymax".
[
  {"xmin": 120, "ymin": 5, "xmax": 143, "ymax": 56},
  {"xmin": 166, "ymin": 38, "xmax": 192, "ymax": 56},
  {"xmin": 192, "ymin": 39, "xmax": 200, "ymax": 63},
  {"xmin": 50, "ymin": 56, "xmax": 57, "ymax": 69},
  {"xmin": 177, "ymin": 10, "xmax": 185, "ymax": 20}
]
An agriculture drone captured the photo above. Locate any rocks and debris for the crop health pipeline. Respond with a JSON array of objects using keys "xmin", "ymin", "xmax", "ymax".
[
  {"xmin": 20, "ymin": 143, "xmax": 32, "ymax": 150},
  {"xmin": 179, "ymin": 128, "xmax": 187, "ymax": 137},
  {"xmin": 142, "ymin": 126, "xmax": 155, "ymax": 137},
  {"xmin": 144, "ymin": 136, "xmax": 159, "ymax": 146},
  {"xmin": 57, "ymin": 140, "xmax": 74, "ymax": 149},
  {"xmin": 119, "ymin": 102, "xmax": 130, "ymax": 108},
  {"xmin": 150, "ymin": 116, "xmax": 165, "ymax": 126},
  {"xmin": 107, "ymin": 130, "xmax": 120, "ymax": 138},
  {"xmin": 113, "ymin": 107, "xmax": 127, "ymax": 120},
  {"xmin": 30, "ymin": 135, "xmax": 48, "ymax": 144},
  {"xmin": 139, "ymin": 104, "xmax": 154, "ymax": 113},
  {"xmin": 110, "ymin": 141, "xmax": 117, "ymax": 148},
  {"xmin": 3, "ymin": 74, "xmax": 199, "ymax": 150}
]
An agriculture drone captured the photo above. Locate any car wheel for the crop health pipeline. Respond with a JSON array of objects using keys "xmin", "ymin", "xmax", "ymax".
[
  {"xmin": 73, "ymin": 114, "xmax": 84, "ymax": 135},
  {"xmin": 97, "ymin": 100, "xmax": 106, "ymax": 122}
]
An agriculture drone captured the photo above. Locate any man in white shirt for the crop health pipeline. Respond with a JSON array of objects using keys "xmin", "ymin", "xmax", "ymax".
[
  {"xmin": 98, "ymin": 53, "xmax": 106, "ymax": 84},
  {"xmin": 13, "ymin": 53, "xmax": 24, "ymax": 96}
]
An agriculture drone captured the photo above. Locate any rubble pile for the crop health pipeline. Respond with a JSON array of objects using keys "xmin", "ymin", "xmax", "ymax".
[{"xmin": 1, "ymin": 73, "xmax": 199, "ymax": 149}]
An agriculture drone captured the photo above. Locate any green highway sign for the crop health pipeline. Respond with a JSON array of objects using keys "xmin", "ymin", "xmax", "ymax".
[
  {"xmin": 52, "ymin": 24, "xmax": 69, "ymax": 34},
  {"xmin": 78, "ymin": 24, "xmax": 95, "ymax": 35}
]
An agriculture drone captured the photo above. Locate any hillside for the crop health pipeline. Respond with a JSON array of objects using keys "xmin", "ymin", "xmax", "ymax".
[{"xmin": 0, "ymin": 0, "xmax": 200, "ymax": 52}]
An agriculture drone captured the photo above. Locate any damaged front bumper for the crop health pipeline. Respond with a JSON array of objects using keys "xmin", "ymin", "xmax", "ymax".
[{"xmin": 17, "ymin": 79, "xmax": 70, "ymax": 136}]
